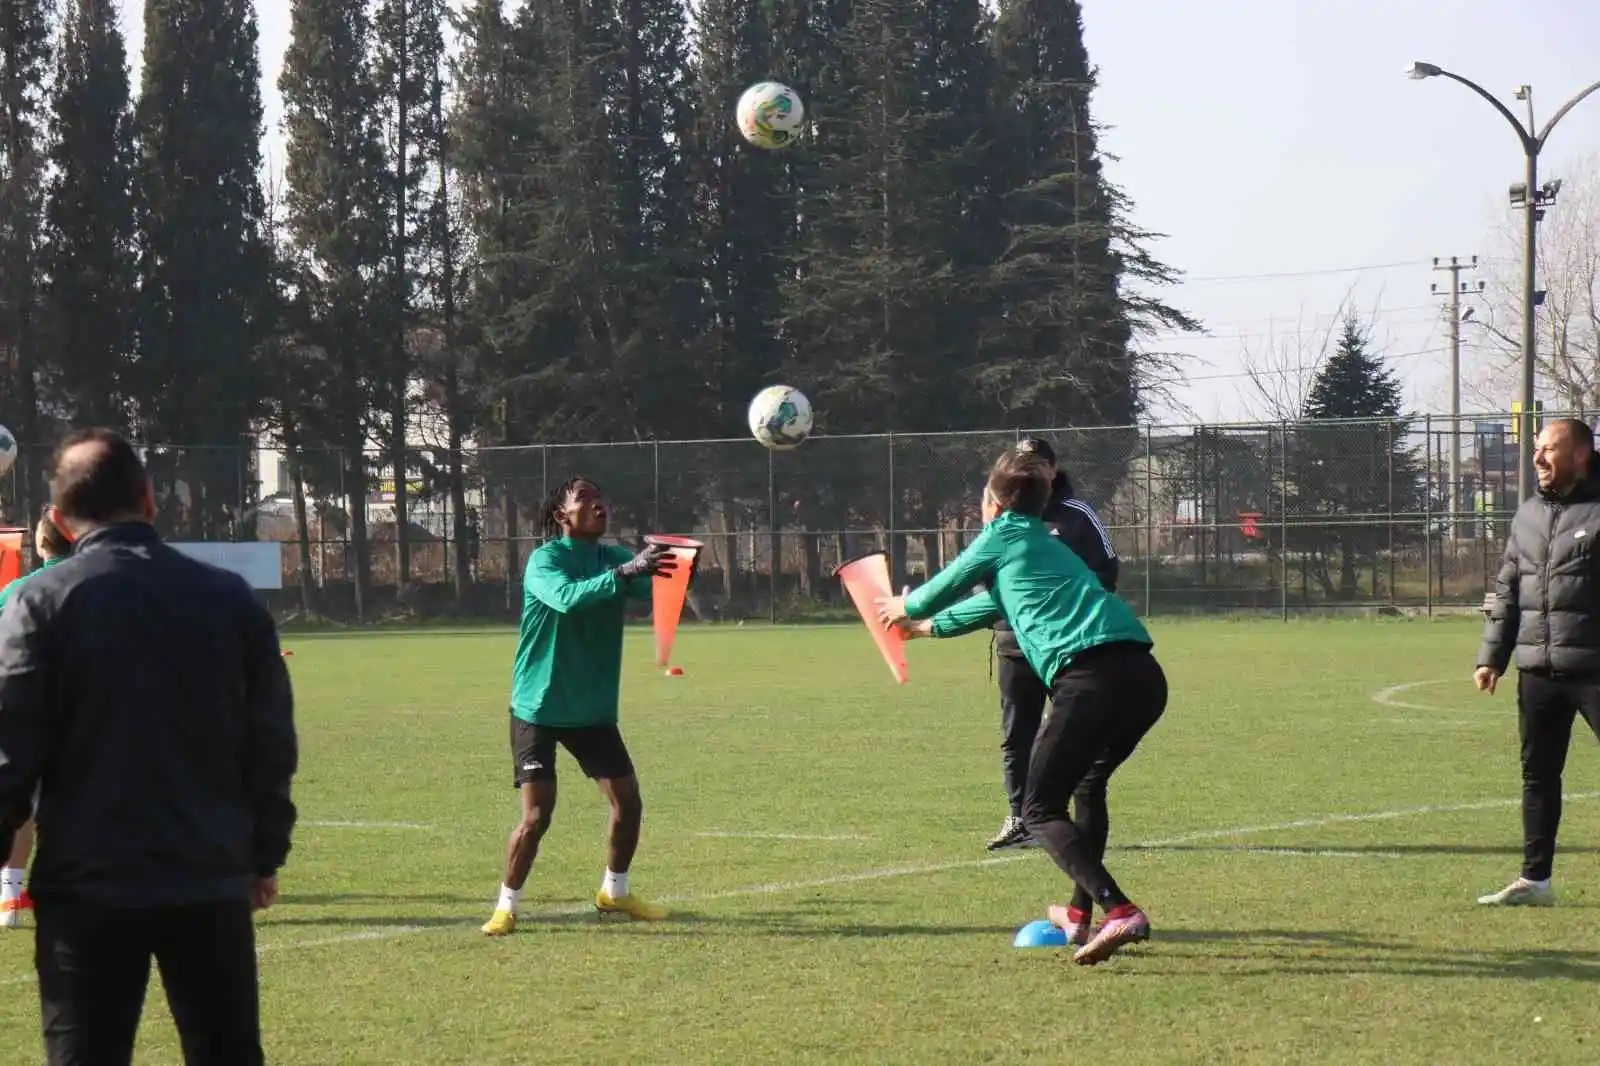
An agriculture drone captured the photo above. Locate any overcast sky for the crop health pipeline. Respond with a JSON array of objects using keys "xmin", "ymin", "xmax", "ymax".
[{"xmin": 117, "ymin": 0, "xmax": 1600, "ymax": 426}]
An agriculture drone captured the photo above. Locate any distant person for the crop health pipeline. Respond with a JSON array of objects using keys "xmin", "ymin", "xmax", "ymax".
[
  {"xmin": 0, "ymin": 428, "xmax": 297, "ymax": 1064},
  {"xmin": 0, "ymin": 513, "xmax": 73, "ymax": 929},
  {"xmin": 1476, "ymin": 417, "xmax": 1600, "ymax": 907},
  {"xmin": 482, "ymin": 476, "xmax": 678, "ymax": 936},
  {"xmin": 985, "ymin": 437, "xmax": 1120, "ymax": 853}
]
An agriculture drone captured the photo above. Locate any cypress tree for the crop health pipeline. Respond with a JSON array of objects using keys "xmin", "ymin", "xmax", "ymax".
[
  {"xmin": 134, "ymin": 0, "xmax": 270, "ymax": 535},
  {"xmin": 42, "ymin": 0, "xmax": 137, "ymax": 432}
]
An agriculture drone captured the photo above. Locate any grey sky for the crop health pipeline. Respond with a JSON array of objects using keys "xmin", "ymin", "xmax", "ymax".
[{"xmin": 119, "ymin": 0, "xmax": 1600, "ymax": 425}]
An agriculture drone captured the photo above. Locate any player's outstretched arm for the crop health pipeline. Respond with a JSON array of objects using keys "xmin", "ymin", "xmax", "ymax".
[
  {"xmin": 528, "ymin": 550, "xmax": 627, "ymax": 614},
  {"xmin": 930, "ymin": 590, "xmax": 1004, "ymax": 638},
  {"xmin": 904, "ymin": 524, "xmax": 1003, "ymax": 621}
]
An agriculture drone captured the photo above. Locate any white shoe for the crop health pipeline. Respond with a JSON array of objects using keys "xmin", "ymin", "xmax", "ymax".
[{"xmin": 1476, "ymin": 877, "xmax": 1555, "ymax": 907}]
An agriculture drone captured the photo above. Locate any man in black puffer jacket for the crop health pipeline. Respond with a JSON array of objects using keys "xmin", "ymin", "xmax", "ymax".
[
  {"xmin": 1475, "ymin": 417, "xmax": 1600, "ymax": 907},
  {"xmin": 985, "ymin": 437, "xmax": 1120, "ymax": 852}
]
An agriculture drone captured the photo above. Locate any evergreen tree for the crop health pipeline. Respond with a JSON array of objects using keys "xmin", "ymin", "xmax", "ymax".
[
  {"xmin": 41, "ymin": 0, "xmax": 137, "ymax": 432},
  {"xmin": 988, "ymin": 0, "xmax": 1196, "ymax": 426},
  {"xmin": 0, "ymin": 0, "xmax": 53, "ymax": 516},
  {"xmin": 279, "ymin": 0, "xmax": 389, "ymax": 617},
  {"xmin": 450, "ymin": 0, "xmax": 544, "ymax": 594},
  {"xmin": 1288, "ymin": 315, "xmax": 1422, "ymax": 600},
  {"xmin": 134, "ymin": 0, "xmax": 269, "ymax": 536},
  {"xmin": 373, "ymin": 0, "xmax": 449, "ymax": 583}
]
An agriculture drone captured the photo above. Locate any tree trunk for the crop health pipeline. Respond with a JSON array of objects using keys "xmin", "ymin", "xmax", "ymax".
[{"xmin": 282, "ymin": 411, "xmax": 317, "ymax": 616}]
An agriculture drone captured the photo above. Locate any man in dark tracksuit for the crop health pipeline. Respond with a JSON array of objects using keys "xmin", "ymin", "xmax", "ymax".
[
  {"xmin": 0, "ymin": 429, "xmax": 297, "ymax": 1064},
  {"xmin": 987, "ymin": 437, "xmax": 1120, "ymax": 851},
  {"xmin": 1476, "ymin": 417, "xmax": 1600, "ymax": 906}
]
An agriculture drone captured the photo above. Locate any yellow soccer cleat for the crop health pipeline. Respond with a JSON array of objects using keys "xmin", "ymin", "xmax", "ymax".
[
  {"xmin": 481, "ymin": 909, "xmax": 517, "ymax": 936},
  {"xmin": 595, "ymin": 891, "xmax": 667, "ymax": 922}
]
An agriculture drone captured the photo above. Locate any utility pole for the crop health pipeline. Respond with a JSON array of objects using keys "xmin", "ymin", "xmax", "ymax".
[{"xmin": 1432, "ymin": 255, "xmax": 1485, "ymax": 539}]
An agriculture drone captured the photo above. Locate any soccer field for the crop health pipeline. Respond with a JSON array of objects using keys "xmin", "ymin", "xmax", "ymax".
[{"xmin": 2, "ymin": 618, "xmax": 1598, "ymax": 1064}]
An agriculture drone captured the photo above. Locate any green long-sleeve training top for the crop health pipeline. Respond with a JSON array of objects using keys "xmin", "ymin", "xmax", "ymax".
[
  {"xmin": 509, "ymin": 537, "xmax": 652, "ymax": 728},
  {"xmin": 904, "ymin": 511, "xmax": 1150, "ymax": 687},
  {"xmin": 0, "ymin": 556, "xmax": 62, "ymax": 611}
]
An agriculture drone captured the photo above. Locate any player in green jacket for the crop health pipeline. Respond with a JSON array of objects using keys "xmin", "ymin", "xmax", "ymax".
[
  {"xmin": 482, "ymin": 476, "xmax": 678, "ymax": 936},
  {"xmin": 1, "ymin": 514, "xmax": 72, "ymax": 928},
  {"xmin": 877, "ymin": 450, "xmax": 1168, "ymax": 965}
]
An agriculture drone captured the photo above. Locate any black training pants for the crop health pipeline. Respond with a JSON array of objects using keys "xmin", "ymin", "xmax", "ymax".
[
  {"xmin": 1516, "ymin": 670, "xmax": 1600, "ymax": 882},
  {"xmin": 998, "ymin": 654, "xmax": 1049, "ymax": 817},
  {"xmin": 34, "ymin": 897, "xmax": 264, "ymax": 1066},
  {"xmin": 1022, "ymin": 644, "xmax": 1167, "ymax": 913}
]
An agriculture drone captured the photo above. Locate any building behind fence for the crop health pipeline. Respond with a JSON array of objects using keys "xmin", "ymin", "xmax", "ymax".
[{"xmin": 0, "ymin": 413, "xmax": 1537, "ymax": 620}]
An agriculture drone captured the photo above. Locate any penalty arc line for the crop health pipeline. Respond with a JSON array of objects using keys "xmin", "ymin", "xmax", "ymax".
[
  {"xmin": 5, "ymin": 791, "xmax": 1588, "ymax": 986},
  {"xmin": 1370, "ymin": 679, "xmax": 1499, "ymax": 716}
]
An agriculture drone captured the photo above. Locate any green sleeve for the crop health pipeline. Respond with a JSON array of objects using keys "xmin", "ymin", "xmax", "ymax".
[
  {"xmin": 904, "ymin": 524, "xmax": 1004, "ymax": 620},
  {"xmin": 603, "ymin": 545, "xmax": 653, "ymax": 601},
  {"xmin": 0, "ymin": 578, "xmax": 22, "ymax": 612},
  {"xmin": 931, "ymin": 590, "xmax": 1004, "ymax": 637},
  {"xmin": 527, "ymin": 548, "xmax": 624, "ymax": 614}
]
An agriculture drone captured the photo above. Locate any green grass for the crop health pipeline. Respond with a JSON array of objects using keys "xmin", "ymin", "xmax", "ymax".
[{"xmin": 3, "ymin": 618, "xmax": 1599, "ymax": 1064}]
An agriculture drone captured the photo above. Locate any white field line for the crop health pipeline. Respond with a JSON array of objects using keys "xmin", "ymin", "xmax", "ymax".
[
  {"xmin": 3, "ymin": 791, "xmax": 1583, "ymax": 986},
  {"xmin": 1130, "ymin": 792, "xmax": 1600, "ymax": 849},
  {"xmin": 693, "ymin": 831, "xmax": 871, "ymax": 841},
  {"xmin": 304, "ymin": 821, "xmax": 434, "ymax": 831},
  {"xmin": 1370, "ymin": 679, "xmax": 1499, "ymax": 715}
]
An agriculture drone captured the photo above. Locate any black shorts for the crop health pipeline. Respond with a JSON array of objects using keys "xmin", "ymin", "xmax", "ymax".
[{"xmin": 510, "ymin": 716, "xmax": 636, "ymax": 787}]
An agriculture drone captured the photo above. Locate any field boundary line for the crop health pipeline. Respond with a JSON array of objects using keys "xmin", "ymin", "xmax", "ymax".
[{"xmin": 5, "ymin": 790, "xmax": 1593, "ymax": 986}]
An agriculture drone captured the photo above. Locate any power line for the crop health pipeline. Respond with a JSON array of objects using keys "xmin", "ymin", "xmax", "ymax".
[
  {"xmin": 1176, "ymin": 345, "xmax": 1452, "ymax": 384},
  {"xmin": 1180, "ymin": 259, "xmax": 1428, "ymax": 285}
]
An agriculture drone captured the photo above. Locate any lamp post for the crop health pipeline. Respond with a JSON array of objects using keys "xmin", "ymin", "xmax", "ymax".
[{"xmin": 1409, "ymin": 62, "xmax": 1600, "ymax": 501}]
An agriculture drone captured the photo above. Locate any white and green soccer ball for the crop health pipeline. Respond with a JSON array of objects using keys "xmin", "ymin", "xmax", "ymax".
[
  {"xmin": 747, "ymin": 385, "xmax": 813, "ymax": 451},
  {"xmin": 736, "ymin": 81, "xmax": 805, "ymax": 150},
  {"xmin": 0, "ymin": 425, "xmax": 15, "ymax": 477}
]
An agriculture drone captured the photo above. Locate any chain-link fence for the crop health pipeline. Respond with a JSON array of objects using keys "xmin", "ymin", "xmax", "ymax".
[{"xmin": 0, "ymin": 413, "xmax": 1538, "ymax": 620}]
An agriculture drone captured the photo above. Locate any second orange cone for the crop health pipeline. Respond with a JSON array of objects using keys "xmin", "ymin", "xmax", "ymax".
[
  {"xmin": 834, "ymin": 550, "xmax": 908, "ymax": 684},
  {"xmin": 645, "ymin": 535, "xmax": 702, "ymax": 668}
]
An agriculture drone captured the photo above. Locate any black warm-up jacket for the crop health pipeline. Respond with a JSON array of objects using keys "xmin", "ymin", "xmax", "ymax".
[
  {"xmin": 993, "ymin": 472, "xmax": 1120, "ymax": 660},
  {"xmin": 1479, "ymin": 476, "xmax": 1600, "ymax": 678},
  {"xmin": 0, "ymin": 522, "xmax": 297, "ymax": 906}
]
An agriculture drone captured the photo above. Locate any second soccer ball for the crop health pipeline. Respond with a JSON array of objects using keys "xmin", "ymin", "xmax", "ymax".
[
  {"xmin": 747, "ymin": 386, "xmax": 813, "ymax": 451},
  {"xmin": 736, "ymin": 82, "xmax": 805, "ymax": 150}
]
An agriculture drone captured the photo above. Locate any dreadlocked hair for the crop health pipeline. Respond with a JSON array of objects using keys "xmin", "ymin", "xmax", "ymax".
[{"xmin": 539, "ymin": 476, "xmax": 599, "ymax": 541}]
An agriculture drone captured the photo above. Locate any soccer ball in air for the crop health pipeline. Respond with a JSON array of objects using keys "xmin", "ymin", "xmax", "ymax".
[
  {"xmin": 747, "ymin": 386, "xmax": 813, "ymax": 451},
  {"xmin": 736, "ymin": 81, "xmax": 805, "ymax": 150},
  {"xmin": 0, "ymin": 426, "xmax": 16, "ymax": 477}
]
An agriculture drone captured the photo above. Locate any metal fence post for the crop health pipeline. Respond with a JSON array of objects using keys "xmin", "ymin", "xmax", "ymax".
[
  {"xmin": 1143, "ymin": 424, "xmax": 1153, "ymax": 616},
  {"xmin": 1425, "ymin": 413, "xmax": 1434, "ymax": 617},
  {"xmin": 768, "ymin": 446, "xmax": 777, "ymax": 625},
  {"xmin": 652, "ymin": 440, "xmax": 661, "ymax": 533},
  {"xmin": 1280, "ymin": 421, "xmax": 1289, "ymax": 622},
  {"xmin": 886, "ymin": 432, "xmax": 896, "ymax": 579}
]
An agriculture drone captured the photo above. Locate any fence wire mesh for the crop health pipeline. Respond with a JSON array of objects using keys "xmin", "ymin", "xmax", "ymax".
[{"xmin": 0, "ymin": 414, "xmax": 1536, "ymax": 620}]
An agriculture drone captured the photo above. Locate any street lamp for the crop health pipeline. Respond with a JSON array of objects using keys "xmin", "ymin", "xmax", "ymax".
[{"xmin": 1409, "ymin": 62, "xmax": 1600, "ymax": 501}]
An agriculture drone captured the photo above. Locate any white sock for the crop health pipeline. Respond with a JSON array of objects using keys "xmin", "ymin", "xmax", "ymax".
[
  {"xmin": 1526, "ymin": 877, "xmax": 1551, "ymax": 889},
  {"xmin": 0, "ymin": 867, "xmax": 23, "ymax": 901},
  {"xmin": 496, "ymin": 884, "xmax": 521, "ymax": 913},
  {"xmin": 601, "ymin": 868, "xmax": 629, "ymax": 899}
]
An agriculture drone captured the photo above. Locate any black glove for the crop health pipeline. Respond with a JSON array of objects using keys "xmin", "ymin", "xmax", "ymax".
[{"xmin": 616, "ymin": 543, "xmax": 678, "ymax": 579}]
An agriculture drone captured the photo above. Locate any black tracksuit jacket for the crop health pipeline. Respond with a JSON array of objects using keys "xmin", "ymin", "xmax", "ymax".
[{"xmin": 0, "ymin": 522, "xmax": 297, "ymax": 905}]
